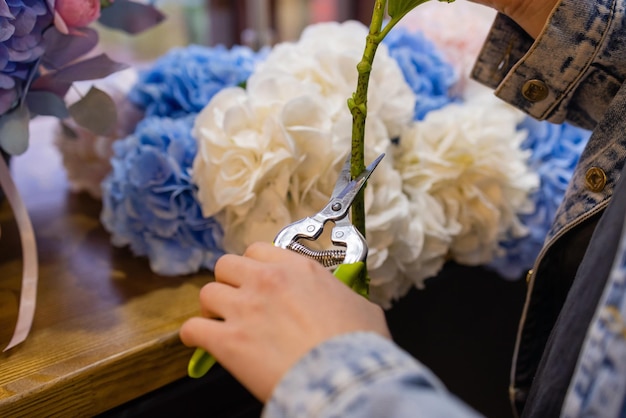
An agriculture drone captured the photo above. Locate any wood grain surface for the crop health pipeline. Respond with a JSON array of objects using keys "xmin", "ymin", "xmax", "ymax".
[{"xmin": 0, "ymin": 118, "xmax": 213, "ymax": 417}]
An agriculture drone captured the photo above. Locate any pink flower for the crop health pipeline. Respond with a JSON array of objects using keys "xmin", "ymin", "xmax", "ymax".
[
  {"xmin": 399, "ymin": 1, "xmax": 495, "ymax": 82},
  {"xmin": 54, "ymin": 0, "xmax": 102, "ymax": 33}
]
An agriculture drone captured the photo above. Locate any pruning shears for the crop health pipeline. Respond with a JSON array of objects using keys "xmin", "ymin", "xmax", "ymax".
[{"xmin": 187, "ymin": 153, "xmax": 385, "ymax": 379}]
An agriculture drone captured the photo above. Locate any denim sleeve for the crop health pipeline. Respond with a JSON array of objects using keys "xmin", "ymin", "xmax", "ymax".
[
  {"xmin": 471, "ymin": 0, "xmax": 626, "ymax": 130},
  {"xmin": 262, "ymin": 332, "xmax": 483, "ymax": 418}
]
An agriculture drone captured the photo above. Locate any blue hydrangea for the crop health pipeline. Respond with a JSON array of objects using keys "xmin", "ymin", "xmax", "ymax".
[
  {"xmin": 129, "ymin": 44, "xmax": 265, "ymax": 118},
  {"xmin": 0, "ymin": 0, "xmax": 53, "ymax": 113},
  {"xmin": 489, "ymin": 118, "xmax": 591, "ymax": 280},
  {"xmin": 101, "ymin": 115, "xmax": 225, "ymax": 276},
  {"xmin": 384, "ymin": 27, "xmax": 457, "ymax": 120}
]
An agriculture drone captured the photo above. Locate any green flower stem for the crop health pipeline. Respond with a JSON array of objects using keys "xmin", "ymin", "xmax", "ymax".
[
  {"xmin": 347, "ymin": 0, "xmax": 450, "ymax": 296},
  {"xmin": 347, "ymin": 0, "xmax": 395, "ymax": 297}
]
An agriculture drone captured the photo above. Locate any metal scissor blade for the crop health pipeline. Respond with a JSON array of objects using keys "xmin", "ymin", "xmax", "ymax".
[
  {"xmin": 316, "ymin": 153, "xmax": 385, "ymax": 222},
  {"xmin": 331, "ymin": 154, "xmax": 352, "ymax": 198},
  {"xmin": 333, "ymin": 153, "xmax": 385, "ymax": 202}
]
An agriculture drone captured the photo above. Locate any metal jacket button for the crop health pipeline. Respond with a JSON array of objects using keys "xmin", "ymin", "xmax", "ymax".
[
  {"xmin": 521, "ymin": 79, "xmax": 549, "ymax": 102},
  {"xmin": 525, "ymin": 269, "xmax": 533, "ymax": 284},
  {"xmin": 585, "ymin": 167, "xmax": 607, "ymax": 192}
]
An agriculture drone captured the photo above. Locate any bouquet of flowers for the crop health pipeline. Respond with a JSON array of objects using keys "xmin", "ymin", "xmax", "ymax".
[
  {"xmin": 1, "ymin": 0, "xmax": 164, "ymax": 352},
  {"xmin": 0, "ymin": 0, "xmax": 164, "ymax": 155},
  {"xmin": 57, "ymin": 5, "xmax": 591, "ymax": 307}
]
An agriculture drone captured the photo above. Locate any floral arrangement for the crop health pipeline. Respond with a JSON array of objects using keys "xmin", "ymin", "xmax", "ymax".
[
  {"xmin": 0, "ymin": 0, "xmax": 164, "ymax": 155},
  {"xmin": 1, "ymin": 0, "xmax": 164, "ymax": 352},
  {"xmin": 57, "ymin": 7, "xmax": 591, "ymax": 307}
]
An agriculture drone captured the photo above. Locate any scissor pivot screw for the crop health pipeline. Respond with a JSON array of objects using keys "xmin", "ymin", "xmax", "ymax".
[
  {"xmin": 335, "ymin": 231, "xmax": 345, "ymax": 238},
  {"xmin": 331, "ymin": 203, "xmax": 342, "ymax": 211},
  {"xmin": 307, "ymin": 225, "xmax": 316, "ymax": 232}
]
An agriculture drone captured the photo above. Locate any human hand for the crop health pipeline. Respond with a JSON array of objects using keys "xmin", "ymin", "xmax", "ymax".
[
  {"xmin": 467, "ymin": 0, "xmax": 560, "ymax": 38},
  {"xmin": 179, "ymin": 242, "xmax": 391, "ymax": 402}
]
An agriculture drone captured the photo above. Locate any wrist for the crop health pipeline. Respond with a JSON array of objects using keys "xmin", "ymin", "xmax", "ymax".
[
  {"xmin": 472, "ymin": 0, "xmax": 560, "ymax": 38},
  {"xmin": 502, "ymin": 0, "xmax": 560, "ymax": 38}
]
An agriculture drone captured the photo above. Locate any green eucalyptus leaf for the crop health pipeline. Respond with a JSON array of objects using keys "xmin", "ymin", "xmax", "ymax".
[
  {"xmin": 51, "ymin": 54, "xmax": 129, "ymax": 83},
  {"xmin": 0, "ymin": 106, "xmax": 30, "ymax": 155},
  {"xmin": 99, "ymin": 0, "xmax": 166, "ymax": 34},
  {"xmin": 69, "ymin": 87, "xmax": 117, "ymax": 136},
  {"xmin": 26, "ymin": 91, "xmax": 70, "ymax": 118}
]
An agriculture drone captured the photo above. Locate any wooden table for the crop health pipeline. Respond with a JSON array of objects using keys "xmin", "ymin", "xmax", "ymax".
[{"xmin": 0, "ymin": 119, "xmax": 214, "ymax": 416}]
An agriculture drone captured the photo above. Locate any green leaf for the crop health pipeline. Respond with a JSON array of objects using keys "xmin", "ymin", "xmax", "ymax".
[
  {"xmin": 0, "ymin": 106, "xmax": 30, "ymax": 155},
  {"xmin": 41, "ymin": 26, "xmax": 99, "ymax": 70},
  {"xmin": 99, "ymin": 0, "xmax": 166, "ymax": 34},
  {"xmin": 388, "ymin": 0, "xmax": 453, "ymax": 19},
  {"xmin": 26, "ymin": 91, "xmax": 70, "ymax": 118},
  {"xmin": 49, "ymin": 54, "xmax": 129, "ymax": 84},
  {"xmin": 388, "ymin": 0, "xmax": 430, "ymax": 18},
  {"xmin": 69, "ymin": 87, "xmax": 117, "ymax": 136}
]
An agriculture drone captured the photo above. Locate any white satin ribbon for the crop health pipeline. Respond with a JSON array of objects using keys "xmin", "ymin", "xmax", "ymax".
[{"xmin": 0, "ymin": 154, "xmax": 38, "ymax": 351}]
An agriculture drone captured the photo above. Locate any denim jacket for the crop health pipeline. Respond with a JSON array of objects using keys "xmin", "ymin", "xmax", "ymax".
[
  {"xmin": 472, "ymin": 0, "xmax": 626, "ymax": 415},
  {"xmin": 561, "ymin": 209, "xmax": 626, "ymax": 417},
  {"xmin": 263, "ymin": 0, "xmax": 626, "ymax": 416}
]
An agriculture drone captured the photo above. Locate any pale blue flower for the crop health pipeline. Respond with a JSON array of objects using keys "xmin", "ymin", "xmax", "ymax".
[
  {"xmin": 101, "ymin": 115, "xmax": 224, "ymax": 276},
  {"xmin": 129, "ymin": 44, "xmax": 265, "ymax": 118},
  {"xmin": 384, "ymin": 27, "xmax": 457, "ymax": 120},
  {"xmin": 489, "ymin": 118, "xmax": 591, "ymax": 280}
]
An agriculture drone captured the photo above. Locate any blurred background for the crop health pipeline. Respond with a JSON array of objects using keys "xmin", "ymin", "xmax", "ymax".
[{"xmin": 97, "ymin": 0, "xmax": 377, "ymax": 62}]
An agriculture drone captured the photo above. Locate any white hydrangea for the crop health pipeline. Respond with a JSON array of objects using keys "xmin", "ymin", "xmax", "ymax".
[
  {"xmin": 192, "ymin": 20, "xmax": 538, "ymax": 308},
  {"xmin": 364, "ymin": 156, "xmax": 425, "ymax": 307},
  {"xmin": 192, "ymin": 84, "xmax": 298, "ymax": 254},
  {"xmin": 258, "ymin": 20, "xmax": 416, "ymax": 145},
  {"xmin": 395, "ymin": 85, "xmax": 539, "ymax": 268},
  {"xmin": 365, "ymin": 143, "xmax": 458, "ymax": 306},
  {"xmin": 193, "ymin": 21, "xmax": 417, "ymax": 257}
]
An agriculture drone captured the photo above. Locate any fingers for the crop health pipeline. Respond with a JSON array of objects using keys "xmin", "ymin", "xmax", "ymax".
[
  {"xmin": 215, "ymin": 242, "xmax": 306, "ymax": 287},
  {"xmin": 214, "ymin": 253, "xmax": 256, "ymax": 287},
  {"xmin": 198, "ymin": 281, "xmax": 238, "ymax": 319},
  {"xmin": 243, "ymin": 242, "xmax": 299, "ymax": 263},
  {"xmin": 179, "ymin": 316, "xmax": 224, "ymax": 351}
]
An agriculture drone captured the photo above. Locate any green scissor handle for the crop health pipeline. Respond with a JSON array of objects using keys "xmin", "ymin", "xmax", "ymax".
[
  {"xmin": 187, "ymin": 345, "xmax": 217, "ymax": 378},
  {"xmin": 332, "ymin": 262, "xmax": 366, "ymax": 296},
  {"xmin": 186, "ymin": 261, "xmax": 365, "ymax": 379}
]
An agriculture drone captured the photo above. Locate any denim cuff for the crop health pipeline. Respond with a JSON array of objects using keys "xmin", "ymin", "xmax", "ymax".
[
  {"xmin": 262, "ymin": 332, "xmax": 444, "ymax": 418},
  {"xmin": 472, "ymin": 0, "xmax": 625, "ymax": 128}
]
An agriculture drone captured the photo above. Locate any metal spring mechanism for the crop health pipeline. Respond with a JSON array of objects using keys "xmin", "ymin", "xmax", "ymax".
[{"xmin": 287, "ymin": 241, "xmax": 346, "ymax": 268}]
